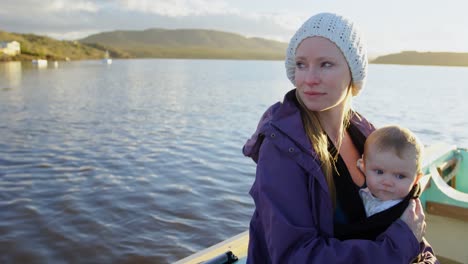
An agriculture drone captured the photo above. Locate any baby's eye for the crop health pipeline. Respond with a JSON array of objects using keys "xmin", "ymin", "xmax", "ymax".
[
  {"xmin": 321, "ymin": 61, "xmax": 333, "ymax": 68},
  {"xmin": 375, "ymin": 169, "xmax": 384, "ymax": 175},
  {"xmin": 396, "ymin": 174, "xmax": 406, "ymax": 180}
]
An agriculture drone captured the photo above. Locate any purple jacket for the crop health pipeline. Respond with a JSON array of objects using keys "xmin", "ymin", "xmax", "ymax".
[{"xmin": 243, "ymin": 90, "xmax": 437, "ymax": 263}]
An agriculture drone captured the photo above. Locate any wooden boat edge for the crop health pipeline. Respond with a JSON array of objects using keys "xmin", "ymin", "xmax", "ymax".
[{"xmin": 174, "ymin": 230, "xmax": 249, "ymax": 264}]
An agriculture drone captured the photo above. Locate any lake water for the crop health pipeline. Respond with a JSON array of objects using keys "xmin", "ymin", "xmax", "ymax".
[{"xmin": 0, "ymin": 59, "xmax": 467, "ymax": 263}]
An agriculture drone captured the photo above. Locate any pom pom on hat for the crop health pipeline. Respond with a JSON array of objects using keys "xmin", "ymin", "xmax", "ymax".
[{"xmin": 285, "ymin": 12, "xmax": 368, "ymax": 95}]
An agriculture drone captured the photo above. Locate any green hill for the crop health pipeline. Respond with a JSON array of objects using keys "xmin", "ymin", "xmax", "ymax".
[
  {"xmin": 3, "ymin": 28, "xmax": 468, "ymax": 65},
  {"xmin": 0, "ymin": 30, "xmax": 130, "ymax": 61},
  {"xmin": 372, "ymin": 51, "xmax": 468, "ymax": 67},
  {"xmin": 79, "ymin": 28, "xmax": 288, "ymax": 60}
]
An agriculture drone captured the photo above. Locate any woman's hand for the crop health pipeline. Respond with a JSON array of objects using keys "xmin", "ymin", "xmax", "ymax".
[{"xmin": 400, "ymin": 198, "xmax": 426, "ymax": 242}]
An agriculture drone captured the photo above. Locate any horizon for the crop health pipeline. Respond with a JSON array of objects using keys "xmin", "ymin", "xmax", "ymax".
[
  {"xmin": 1, "ymin": 0, "xmax": 468, "ymax": 58},
  {"xmin": 5, "ymin": 26, "xmax": 468, "ymax": 60}
]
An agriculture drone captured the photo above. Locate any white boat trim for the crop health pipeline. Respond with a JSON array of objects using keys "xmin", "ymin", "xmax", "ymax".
[
  {"xmin": 174, "ymin": 230, "xmax": 249, "ymax": 264},
  {"xmin": 429, "ymin": 164, "xmax": 468, "ymax": 204}
]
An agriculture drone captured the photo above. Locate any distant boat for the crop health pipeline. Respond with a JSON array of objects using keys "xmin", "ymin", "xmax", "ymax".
[
  {"xmin": 102, "ymin": 50, "xmax": 112, "ymax": 65},
  {"xmin": 32, "ymin": 59, "xmax": 47, "ymax": 67}
]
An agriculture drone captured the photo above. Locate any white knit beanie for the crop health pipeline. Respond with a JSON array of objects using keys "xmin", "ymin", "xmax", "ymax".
[{"xmin": 285, "ymin": 12, "xmax": 368, "ymax": 95}]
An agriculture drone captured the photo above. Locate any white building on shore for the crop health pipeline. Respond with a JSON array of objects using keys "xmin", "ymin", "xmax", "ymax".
[{"xmin": 0, "ymin": 41, "xmax": 21, "ymax": 56}]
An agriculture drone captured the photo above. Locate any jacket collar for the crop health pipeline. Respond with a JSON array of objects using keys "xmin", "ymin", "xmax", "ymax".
[
  {"xmin": 270, "ymin": 89, "xmax": 314, "ymax": 155},
  {"xmin": 272, "ymin": 89, "xmax": 375, "ymax": 150},
  {"xmin": 243, "ymin": 88, "xmax": 375, "ymax": 161}
]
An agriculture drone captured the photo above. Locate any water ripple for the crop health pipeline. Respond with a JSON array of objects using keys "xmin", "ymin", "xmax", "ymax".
[{"xmin": 1, "ymin": 60, "xmax": 466, "ymax": 263}]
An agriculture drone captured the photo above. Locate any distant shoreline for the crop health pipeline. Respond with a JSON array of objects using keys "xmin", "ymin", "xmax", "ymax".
[
  {"xmin": 2, "ymin": 56, "xmax": 468, "ymax": 68},
  {"xmin": 371, "ymin": 51, "xmax": 468, "ymax": 67},
  {"xmin": 2, "ymin": 28, "xmax": 468, "ymax": 67}
]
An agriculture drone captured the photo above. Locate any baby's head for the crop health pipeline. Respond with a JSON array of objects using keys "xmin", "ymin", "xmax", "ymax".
[{"xmin": 358, "ymin": 125, "xmax": 424, "ymax": 201}]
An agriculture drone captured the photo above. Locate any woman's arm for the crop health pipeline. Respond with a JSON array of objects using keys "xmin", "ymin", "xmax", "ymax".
[{"xmin": 252, "ymin": 139, "xmax": 421, "ymax": 263}]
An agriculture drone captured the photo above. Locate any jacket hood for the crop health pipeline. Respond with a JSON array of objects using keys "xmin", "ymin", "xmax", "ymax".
[
  {"xmin": 242, "ymin": 101, "xmax": 281, "ymax": 163},
  {"xmin": 242, "ymin": 89, "xmax": 304, "ymax": 163}
]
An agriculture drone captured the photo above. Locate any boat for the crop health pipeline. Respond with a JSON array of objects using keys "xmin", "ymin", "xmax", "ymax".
[
  {"xmin": 419, "ymin": 144, "xmax": 468, "ymax": 263},
  {"xmin": 31, "ymin": 59, "xmax": 47, "ymax": 67},
  {"xmin": 102, "ymin": 50, "xmax": 112, "ymax": 65},
  {"xmin": 175, "ymin": 143, "xmax": 468, "ymax": 264}
]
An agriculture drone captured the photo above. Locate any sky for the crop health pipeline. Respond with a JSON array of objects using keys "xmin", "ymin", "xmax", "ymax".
[{"xmin": 1, "ymin": 0, "xmax": 468, "ymax": 57}]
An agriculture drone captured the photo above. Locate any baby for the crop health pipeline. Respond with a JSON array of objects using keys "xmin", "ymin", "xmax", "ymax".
[
  {"xmin": 335, "ymin": 125, "xmax": 424, "ymax": 241},
  {"xmin": 358, "ymin": 125, "xmax": 424, "ymax": 217}
]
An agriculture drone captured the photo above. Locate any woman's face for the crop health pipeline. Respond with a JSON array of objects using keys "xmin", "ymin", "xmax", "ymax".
[{"xmin": 294, "ymin": 37, "xmax": 352, "ymax": 113}]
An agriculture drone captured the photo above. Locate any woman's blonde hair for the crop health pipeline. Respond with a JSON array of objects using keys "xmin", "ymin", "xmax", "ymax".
[{"xmin": 295, "ymin": 86, "xmax": 355, "ymax": 206}]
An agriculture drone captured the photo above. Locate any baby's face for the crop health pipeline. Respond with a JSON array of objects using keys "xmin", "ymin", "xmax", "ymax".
[{"xmin": 363, "ymin": 146, "xmax": 419, "ymax": 201}]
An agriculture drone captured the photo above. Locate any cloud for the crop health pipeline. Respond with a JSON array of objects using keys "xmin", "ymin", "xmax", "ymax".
[
  {"xmin": 119, "ymin": 0, "xmax": 236, "ymax": 17},
  {"xmin": 243, "ymin": 12, "xmax": 306, "ymax": 33},
  {"xmin": 0, "ymin": 0, "xmax": 99, "ymax": 15},
  {"xmin": 45, "ymin": 0, "xmax": 99, "ymax": 13},
  {"xmin": 0, "ymin": 0, "xmax": 300, "ymax": 42},
  {"xmin": 0, "ymin": 0, "xmax": 105, "ymax": 37}
]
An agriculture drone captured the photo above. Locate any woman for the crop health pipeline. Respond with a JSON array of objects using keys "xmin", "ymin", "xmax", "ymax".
[{"xmin": 243, "ymin": 12, "xmax": 437, "ymax": 263}]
